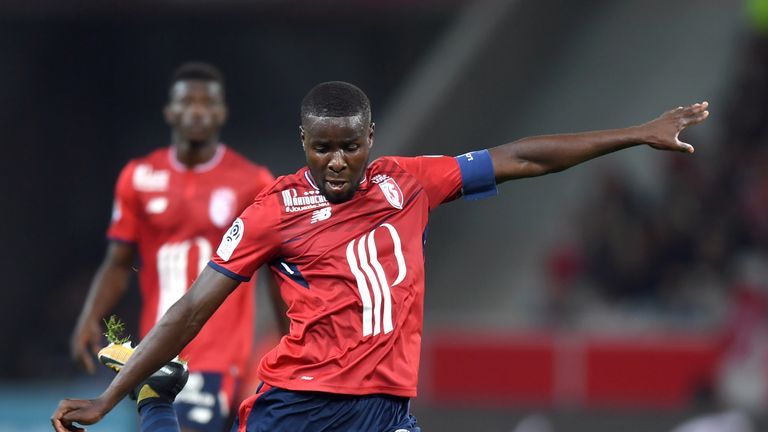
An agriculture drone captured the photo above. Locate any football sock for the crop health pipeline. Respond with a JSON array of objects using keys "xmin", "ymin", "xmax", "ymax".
[{"xmin": 138, "ymin": 399, "xmax": 180, "ymax": 432}]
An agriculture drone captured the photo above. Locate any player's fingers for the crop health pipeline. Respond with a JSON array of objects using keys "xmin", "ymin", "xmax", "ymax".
[
  {"xmin": 51, "ymin": 417, "xmax": 84, "ymax": 432},
  {"xmin": 694, "ymin": 101, "xmax": 709, "ymax": 112},
  {"xmin": 69, "ymin": 343, "xmax": 80, "ymax": 362},
  {"xmin": 686, "ymin": 101, "xmax": 707, "ymax": 112},
  {"xmin": 51, "ymin": 412, "xmax": 66, "ymax": 431},
  {"xmin": 51, "ymin": 401, "xmax": 85, "ymax": 432},
  {"xmin": 683, "ymin": 110, "xmax": 709, "ymax": 126},
  {"xmin": 69, "ymin": 334, "xmax": 85, "ymax": 360},
  {"xmin": 62, "ymin": 410, "xmax": 99, "ymax": 428},
  {"xmin": 694, "ymin": 110, "xmax": 709, "ymax": 123},
  {"xmin": 679, "ymin": 102, "xmax": 708, "ymax": 120},
  {"xmin": 81, "ymin": 353, "xmax": 95, "ymax": 375},
  {"xmin": 60, "ymin": 398, "xmax": 104, "ymax": 426},
  {"xmin": 676, "ymin": 139, "xmax": 695, "ymax": 153},
  {"xmin": 51, "ymin": 416, "xmax": 68, "ymax": 432},
  {"xmin": 61, "ymin": 411, "xmax": 86, "ymax": 424},
  {"xmin": 89, "ymin": 338, "xmax": 101, "ymax": 356},
  {"xmin": 69, "ymin": 344, "xmax": 82, "ymax": 364}
]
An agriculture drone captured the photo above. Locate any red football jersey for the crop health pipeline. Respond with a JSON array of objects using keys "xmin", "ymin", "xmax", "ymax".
[
  {"xmin": 108, "ymin": 145, "xmax": 274, "ymax": 376},
  {"xmin": 210, "ymin": 156, "xmax": 466, "ymax": 397}
]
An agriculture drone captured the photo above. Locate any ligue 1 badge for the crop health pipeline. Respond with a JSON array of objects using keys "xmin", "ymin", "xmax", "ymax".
[
  {"xmin": 373, "ymin": 175, "xmax": 403, "ymax": 210},
  {"xmin": 216, "ymin": 217, "xmax": 243, "ymax": 261}
]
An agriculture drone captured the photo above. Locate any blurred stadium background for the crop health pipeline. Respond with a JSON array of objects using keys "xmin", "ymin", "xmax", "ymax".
[{"xmin": 3, "ymin": 0, "xmax": 768, "ymax": 430}]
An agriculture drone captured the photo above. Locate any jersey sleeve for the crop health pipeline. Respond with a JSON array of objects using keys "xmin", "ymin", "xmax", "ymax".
[
  {"xmin": 208, "ymin": 196, "xmax": 281, "ymax": 282},
  {"xmin": 390, "ymin": 156, "xmax": 462, "ymax": 209},
  {"xmin": 106, "ymin": 161, "xmax": 141, "ymax": 243},
  {"xmin": 391, "ymin": 150, "xmax": 498, "ymax": 209}
]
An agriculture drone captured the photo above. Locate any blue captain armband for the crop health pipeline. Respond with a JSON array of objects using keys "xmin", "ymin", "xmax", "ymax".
[{"xmin": 456, "ymin": 149, "xmax": 498, "ymax": 200}]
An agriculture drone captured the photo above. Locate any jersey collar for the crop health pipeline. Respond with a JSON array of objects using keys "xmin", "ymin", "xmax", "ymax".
[{"xmin": 168, "ymin": 144, "xmax": 225, "ymax": 173}]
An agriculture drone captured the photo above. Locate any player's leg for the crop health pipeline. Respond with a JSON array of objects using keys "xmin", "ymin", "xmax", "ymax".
[
  {"xmin": 139, "ymin": 397, "xmax": 182, "ymax": 432},
  {"xmin": 98, "ymin": 343, "xmax": 188, "ymax": 432}
]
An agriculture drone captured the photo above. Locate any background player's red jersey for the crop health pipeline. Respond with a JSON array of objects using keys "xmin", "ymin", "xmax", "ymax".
[
  {"xmin": 210, "ymin": 155, "xmax": 469, "ymax": 397},
  {"xmin": 108, "ymin": 145, "xmax": 274, "ymax": 376}
]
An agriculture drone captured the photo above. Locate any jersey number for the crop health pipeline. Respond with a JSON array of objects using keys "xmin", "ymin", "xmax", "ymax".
[
  {"xmin": 156, "ymin": 237, "xmax": 212, "ymax": 321},
  {"xmin": 345, "ymin": 223, "xmax": 406, "ymax": 337}
]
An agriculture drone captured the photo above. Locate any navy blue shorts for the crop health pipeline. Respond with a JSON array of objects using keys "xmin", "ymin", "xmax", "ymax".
[{"xmin": 233, "ymin": 383, "xmax": 421, "ymax": 432}]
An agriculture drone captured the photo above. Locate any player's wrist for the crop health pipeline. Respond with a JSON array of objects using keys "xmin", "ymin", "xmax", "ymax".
[
  {"xmin": 86, "ymin": 395, "xmax": 114, "ymax": 421},
  {"xmin": 627, "ymin": 123, "xmax": 658, "ymax": 147},
  {"xmin": 99, "ymin": 385, "xmax": 129, "ymax": 412}
]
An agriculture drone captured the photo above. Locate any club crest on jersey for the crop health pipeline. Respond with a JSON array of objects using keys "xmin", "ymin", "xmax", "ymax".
[
  {"xmin": 216, "ymin": 218, "xmax": 243, "ymax": 261},
  {"xmin": 280, "ymin": 188, "xmax": 329, "ymax": 213},
  {"xmin": 372, "ymin": 174, "xmax": 403, "ymax": 210},
  {"xmin": 209, "ymin": 187, "xmax": 236, "ymax": 228}
]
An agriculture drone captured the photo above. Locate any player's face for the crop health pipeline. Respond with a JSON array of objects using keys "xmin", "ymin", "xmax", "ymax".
[
  {"xmin": 302, "ymin": 115, "xmax": 373, "ymax": 204},
  {"xmin": 164, "ymin": 80, "xmax": 227, "ymax": 143}
]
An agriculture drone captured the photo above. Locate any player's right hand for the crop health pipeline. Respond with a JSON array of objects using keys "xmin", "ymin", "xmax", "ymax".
[
  {"xmin": 51, "ymin": 398, "xmax": 107, "ymax": 432},
  {"xmin": 642, "ymin": 101, "xmax": 709, "ymax": 153},
  {"xmin": 70, "ymin": 319, "xmax": 102, "ymax": 374}
]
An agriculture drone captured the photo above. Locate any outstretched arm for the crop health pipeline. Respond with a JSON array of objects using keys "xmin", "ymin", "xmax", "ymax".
[
  {"xmin": 488, "ymin": 102, "xmax": 709, "ymax": 183},
  {"xmin": 52, "ymin": 267, "xmax": 239, "ymax": 432}
]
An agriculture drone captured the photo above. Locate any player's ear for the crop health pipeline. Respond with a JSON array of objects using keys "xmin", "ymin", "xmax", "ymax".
[
  {"xmin": 368, "ymin": 122, "xmax": 375, "ymax": 147},
  {"xmin": 299, "ymin": 125, "xmax": 306, "ymax": 150}
]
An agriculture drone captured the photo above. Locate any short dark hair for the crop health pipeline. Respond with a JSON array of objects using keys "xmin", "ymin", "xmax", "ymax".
[
  {"xmin": 301, "ymin": 81, "xmax": 371, "ymax": 125},
  {"xmin": 170, "ymin": 61, "xmax": 225, "ymax": 93}
]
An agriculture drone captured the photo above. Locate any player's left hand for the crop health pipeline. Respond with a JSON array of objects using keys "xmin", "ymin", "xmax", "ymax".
[
  {"xmin": 51, "ymin": 398, "xmax": 107, "ymax": 432},
  {"xmin": 642, "ymin": 101, "xmax": 709, "ymax": 153}
]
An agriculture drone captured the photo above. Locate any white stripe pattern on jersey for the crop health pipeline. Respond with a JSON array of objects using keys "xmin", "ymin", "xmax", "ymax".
[{"xmin": 345, "ymin": 224, "xmax": 405, "ymax": 337}]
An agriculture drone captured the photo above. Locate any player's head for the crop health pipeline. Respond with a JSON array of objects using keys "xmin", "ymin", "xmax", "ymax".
[
  {"xmin": 164, "ymin": 61, "xmax": 228, "ymax": 145},
  {"xmin": 300, "ymin": 81, "xmax": 374, "ymax": 204}
]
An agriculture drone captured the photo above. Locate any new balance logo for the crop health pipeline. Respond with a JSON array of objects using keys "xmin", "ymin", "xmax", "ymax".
[{"xmin": 310, "ymin": 207, "xmax": 332, "ymax": 224}]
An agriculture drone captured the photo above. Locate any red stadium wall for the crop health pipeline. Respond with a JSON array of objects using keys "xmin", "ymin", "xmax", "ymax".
[{"xmin": 422, "ymin": 330, "xmax": 722, "ymax": 408}]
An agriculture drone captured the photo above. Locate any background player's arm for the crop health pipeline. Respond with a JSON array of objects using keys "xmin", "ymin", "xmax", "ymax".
[
  {"xmin": 52, "ymin": 266, "xmax": 239, "ymax": 431},
  {"xmin": 488, "ymin": 102, "xmax": 709, "ymax": 183},
  {"xmin": 70, "ymin": 241, "xmax": 136, "ymax": 373}
]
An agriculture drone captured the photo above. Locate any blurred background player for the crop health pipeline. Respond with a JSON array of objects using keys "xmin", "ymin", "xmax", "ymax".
[{"xmin": 68, "ymin": 61, "xmax": 280, "ymax": 432}]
